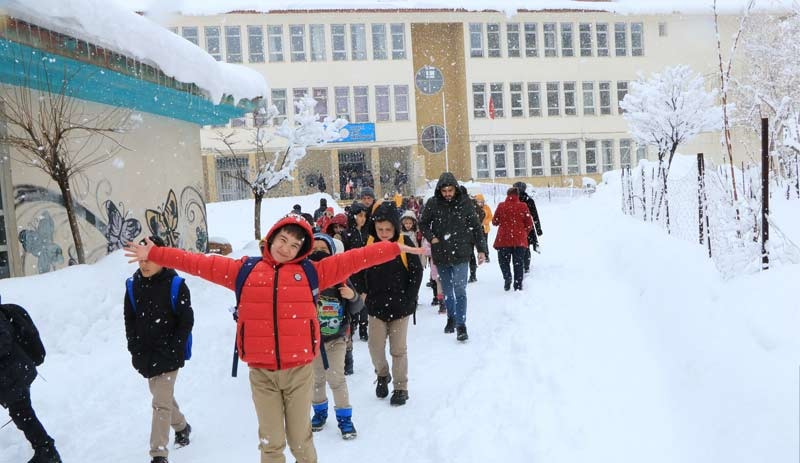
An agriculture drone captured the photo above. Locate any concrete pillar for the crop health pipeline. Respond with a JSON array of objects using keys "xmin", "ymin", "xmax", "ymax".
[{"xmin": 370, "ymin": 147, "xmax": 382, "ymax": 198}]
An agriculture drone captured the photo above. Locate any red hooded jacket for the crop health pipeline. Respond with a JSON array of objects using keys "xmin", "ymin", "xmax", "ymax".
[
  {"xmin": 492, "ymin": 194, "xmax": 534, "ymax": 249},
  {"xmin": 146, "ymin": 215, "xmax": 400, "ymax": 370}
]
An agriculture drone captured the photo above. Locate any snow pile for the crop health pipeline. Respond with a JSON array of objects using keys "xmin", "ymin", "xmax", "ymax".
[{"xmin": 3, "ymin": 0, "xmax": 268, "ymax": 104}]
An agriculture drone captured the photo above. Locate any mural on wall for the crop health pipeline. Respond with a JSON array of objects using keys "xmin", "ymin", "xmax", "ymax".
[{"xmin": 13, "ymin": 182, "xmax": 208, "ymax": 276}]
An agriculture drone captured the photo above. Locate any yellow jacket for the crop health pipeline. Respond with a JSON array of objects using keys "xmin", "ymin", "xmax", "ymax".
[{"xmin": 475, "ymin": 194, "xmax": 493, "ymax": 234}]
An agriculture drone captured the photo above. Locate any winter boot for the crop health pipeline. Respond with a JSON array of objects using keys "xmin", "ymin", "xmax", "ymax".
[
  {"xmin": 504, "ymin": 280, "xmax": 511, "ymax": 291},
  {"xmin": 456, "ymin": 325, "xmax": 469, "ymax": 342},
  {"xmin": 28, "ymin": 443, "xmax": 61, "ymax": 463},
  {"xmin": 311, "ymin": 401, "xmax": 328, "ymax": 431},
  {"xmin": 150, "ymin": 458, "xmax": 168, "ymax": 463},
  {"xmin": 344, "ymin": 350, "xmax": 354, "ymax": 376},
  {"xmin": 431, "ymin": 296, "xmax": 439, "ymax": 306},
  {"xmin": 335, "ymin": 407, "xmax": 357, "ymax": 440},
  {"xmin": 174, "ymin": 422, "xmax": 191, "ymax": 447},
  {"xmin": 390, "ymin": 390, "xmax": 409, "ymax": 406},
  {"xmin": 468, "ymin": 273, "xmax": 477, "ymax": 283},
  {"xmin": 444, "ymin": 316, "xmax": 455, "ymax": 334},
  {"xmin": 375, "ymin": 374, "xmax": 392, "ymax": 399}
]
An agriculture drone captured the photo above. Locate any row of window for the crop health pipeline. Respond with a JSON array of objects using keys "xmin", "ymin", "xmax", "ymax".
[
  {"xmin": 472, "ymin": 80, "xmax": 629, "ymax": 118},
  {"xmin": 468, "ymin": 21, "xmax": 645, "ymax": 59},
  {"xmin": 475, "ymin": 139, "xmax": 647, "ymax": 178},
  {"xmin": 171, "ymin": 23, "xmax": 406, "ymax": 64}
]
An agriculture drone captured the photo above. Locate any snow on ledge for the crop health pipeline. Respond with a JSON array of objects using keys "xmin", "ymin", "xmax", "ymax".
[{"xmin": 3, "ymin": 0, "xmax": 268, "ymax": 105}]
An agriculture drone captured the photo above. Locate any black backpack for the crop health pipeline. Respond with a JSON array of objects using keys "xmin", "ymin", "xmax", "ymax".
[{"xmin": 0, "ymin": 303, "xmax": 46, "ymax": 366}]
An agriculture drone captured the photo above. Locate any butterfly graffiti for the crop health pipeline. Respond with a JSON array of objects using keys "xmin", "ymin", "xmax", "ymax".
[
  {"xmin": 104, "ymin": 200, "xmax": 142, "ymax": 253},
  {"xmin": 146, "ymin": 189, "xmax": 180, "ymax": 247},
  {"xmin": 18, "ymin": 210, "xmax": 64, "ymax": 274}
]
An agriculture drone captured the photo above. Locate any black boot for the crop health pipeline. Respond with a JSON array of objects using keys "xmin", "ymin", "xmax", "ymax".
[
  {"xmin": 456, "ymin": 325, "xmax": 469, "ymax": 342},
  {"xmin": 344, "ymin": 350, "xmax": 354, "ymax": 375},
  {"xmin": 468, "ymin": 273, "xmax": 477, "ymax": 283},
  {"xmin": 28, "ymin": 443, "xmax": 61, "ymax": 463},
  {"xmin": 175, "ymin": 422, "xmax": 191, "ymax": 447},
  {"xmin": 444, "ymin": 317, "xmax": 455, "ymax": 333},
  {"xmin": 150, "ymin": 458, "xmax": 168, "ymax": 463},
  {"xmin": 375, "ymin": 374, "xmax": 392, "ymax": 399},
  {"xmin": 389, "ymin": 390, "xmax": 408, "ymax": 406}
]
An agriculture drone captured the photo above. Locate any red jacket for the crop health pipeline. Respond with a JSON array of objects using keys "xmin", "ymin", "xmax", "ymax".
[
  {"xmin": 492, "ymin": 195, "xmax": 533, "ymax": 249},
  {"xmin": 147, "ymin": 215, "xmax": 400, "ymax": 371}
]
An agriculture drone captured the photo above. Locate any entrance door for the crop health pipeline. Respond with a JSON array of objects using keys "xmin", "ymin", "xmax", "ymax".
[
  {"xmin": 338, "ymin": 150, "xmax": 372, "ymax": 200},
  {"xmin": 215, "ymin": 156, "xmax": 251, "ymax": 201}
]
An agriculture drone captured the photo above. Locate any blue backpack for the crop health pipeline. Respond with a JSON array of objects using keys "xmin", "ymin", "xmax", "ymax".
[
  {"xmin": 126, "ymin": 275, "xmax": 192, "ymax": 361},
  {"xmin": 230, "ymin": 256, "xmax": 326, "ymax": 377}
]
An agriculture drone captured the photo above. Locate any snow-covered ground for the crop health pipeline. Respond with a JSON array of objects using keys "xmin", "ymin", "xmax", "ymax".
[{"xmin": 1, "ymin": 181, "xmax": 798, "ymax": 462}]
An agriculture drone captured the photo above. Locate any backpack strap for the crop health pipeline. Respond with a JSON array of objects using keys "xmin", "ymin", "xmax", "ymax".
[
  {"xmin": 299, "ymin": 258, "xmax": 327, "ymax": 370},
  {"xmin": 231, "ymin": 256, "xmax": 262, "ymax": 377},
  {"xmin": 366, "ymin": 235, "xmax": 408, "ymax": 270},
  {"xmin": 125, "ymin": 277, "xmax": 136, "ymax": 313},
  {"xmin": 169, "ymin": 276, "xmax": 184, "ymax": 312}
]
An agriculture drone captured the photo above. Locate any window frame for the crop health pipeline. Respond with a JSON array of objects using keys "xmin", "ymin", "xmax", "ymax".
[
  {"xmin": 549, "ymin": 140, "xmax": 563, "ymax": 176},
  {"xmin": 313, "ymin": 87, "xmax": 328, "ymax": 119},
  {"xmin": 617, "ymin": 81, "xmax": 629, "ymax": 114},
  {"xmin": 602, "ymin": 139, "xmax": 614, "ymax": 172},
  {"xmin": 546, "ymin": 81, "xmax": 560, "ymax": 116},
  {"xmin": 543, "ymin": 23, "xmax": 557, "ymax": 57},
  {"xmin": 527, "ymin": 82, "xmax": 541, "ymax": 117},
  {"xmin": 350, "ymin": 24, "xmax": 367, "ymax": 61},
  {"xmin": 614, "ymin": 22, "xmax": 627, "ymax": 57},
  {"xmin": 334, "ymin": 86, "xmax": 351, "ymax": 121},
  {"xmin": 582, "ymin": 81, "xmax": 595, "ymax": 115},
  {"xmin": 524, "ymin": 23, "xmax": 538, "ymax": 57},
  {"xmin": 620, "ymin": 139, "xmax": 632, "ymax": 169},
  {"xmin": 394, "ymin": 85, "xmax": 409, "ymax": 121},
  {"xmin": 354, "ymin": 86, "xmax": 369, "ymax": 122},
  {"xmin": 487, "ymin": 23, "xmax": 502, "ymax": 58},
  {"xmin": 390, "ymin": 23, "xmax": 406, "ymax": 59},
  {"xmin": 181, "ymin": 26, "xmax": 199, "ymax": 46},
  {"xmin": 204, "ymin": 26, "xmax": 221, "ymax": 61},
  {"xmin": 331, "ymin": 24, "xmax": 347, "ymax": 61},
  {"xmin": 596, "ymin": 23, "xmax": 609, "ymax": 57},
  {"xmin": 560, "ymin": 23, "xmax": 574, "ymax": 57},
  {"xmin": 563, "ymin": 81, "xmax": 577, "ymax": 116},
  {"xmin": 585, "ymin": 140, "xmax": 598, "ymax": 173},
  {"xmin": 310, "ymin": 24, "xmax": 326, "ymax": 61},
  {"xmin": 476, "ymin": 144, "xmax": 490, "ymax": 178},
  {"xmin": 566, "ymin": 140, "xmax": 580, "ymax": 174},
  {"xmin": 473, "ymin": 83, "xmax": 487, "ymax": 118},
  {"xmin": 631, "ymin": 22, "xmax": 644, "ymax": 56},
  {"xmin": 507, "ymin": 23, "xmax": 521, "ymax": 58},
  {"xmin": 271, "ymin": 88, "xmax": 287, "ymax": 122},
  {"xmin": 493, "ymin": 143, "xmax": 508, "ymax": 178},
  {"xmin": 599, "ymin": 81, "xmax": 612, "ymax": 115},
  {"xmin": 372, "ymin": 24, "xmax": 388, "ymax": 60},
  {"xmin": 510, "ymin": 82, "xmax": 524, "ymax": 117},
  {"xmin": 375, "ymin": 85, "xmax": 391, "ymax": 122},
  {"xmin": 247, "ymin": 25, "xmax": 264, "ymax": 63},
  {"xmin": 490, "ymin": 82, "xmax": 504, "ymax": 118},
  {"xmin": 469, "ymin": 23, "xmax": 484, "ymax": 58},
  {"xmin": 268, "ymin": 25, "xmax": 284, "ymax": 62},
  {"xmin": 289, "ymin": 24, "xmax": 306, "ymax": 62},
  {"xmin": 530, "ymin": 141, "xmax": 544, "ymax": 176},
  {"xmin": 513, "ymin": 142, "xmax": 528, "ymax": 177},
  {"xmin": 225, "ymin": 26, "xmax": 242, "ymax": 63},
  {"xmin": 579, "ymin": 23, "xmax": 593, "ymax": 57}
]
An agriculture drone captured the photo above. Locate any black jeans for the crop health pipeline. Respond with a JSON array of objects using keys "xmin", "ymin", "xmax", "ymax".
[
  {"xmin": 498, "ymin": 247, "xmax": 526, "ymax": 290},
  {"xmin": 7, "ymin": 388, "xmax": 54, "ymax": 450}
]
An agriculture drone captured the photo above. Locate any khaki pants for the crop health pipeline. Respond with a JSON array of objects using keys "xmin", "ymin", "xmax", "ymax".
[
  {"xmin": 312, "ymin": 337, "xmax": 350, "ymax": 409},
  {"xmin": 367, "ymin": 315, "xmax": 410, "ymax": 391},
  {"xmin": 249, "ymin": 364, "xmax": 317, "ymax": 463},
  {"xmin": 148, "ymin": 370, "xmax": 187, "ymax": 458}
]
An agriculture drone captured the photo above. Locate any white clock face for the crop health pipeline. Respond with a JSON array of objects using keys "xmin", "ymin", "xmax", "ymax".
[{"xmin": 415, "ymin": 65, "xmax": 444, "ymax": 95}]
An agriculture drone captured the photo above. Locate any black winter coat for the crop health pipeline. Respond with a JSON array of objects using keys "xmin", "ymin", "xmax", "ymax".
[
  {"xmin": 124, "ymin": 268, "xmax": 194, "ymax": 379},
  {"xmin": 341, "ymin": 225, "xmax": 370, "ymax": 293},
  {"xmin": 518, "ymin": 191, "xmax": 543, "ymax": 244},
  {"xmin": 0, "ymin": 310, "xmax": 36, "ymax": 407},
  {"xmin": 364, "ymin": 202, "xmax": 424, "ymax": 322},
  {"xmin": 419, "ymin": 173, "xmax": 488, "ymax": 266}
]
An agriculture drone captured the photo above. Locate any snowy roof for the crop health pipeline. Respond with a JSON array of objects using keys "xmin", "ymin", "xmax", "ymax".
[
  {"xmin": 2, "ymin": 0, "xmax": 268, "ymax": 105},
  {"xmin": 116, "ymin": 0, "xmax": 794, "ymax": 16}
]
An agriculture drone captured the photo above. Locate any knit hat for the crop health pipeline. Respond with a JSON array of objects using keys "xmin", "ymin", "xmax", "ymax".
[
  {"xmin": 360, "ymin": 187, "xmax": 375, "ymax": 199},
  {"xmin": 400, "ymin": 209, "xmax": 417, "ymax": 223},
  {"xmin": 319, "ymin": 198, "xmax": 327, "ymax": 207},
  {"xmin": 512, "ymin": 182, "xmax": 527, "ymax": 193},
  {"xmin": 475, "ymin": 193, "xmax": 485, "ymax": 201},
  {"xmin": 313, "ymin": 233, "xmax": 336, "ymax": 255}
]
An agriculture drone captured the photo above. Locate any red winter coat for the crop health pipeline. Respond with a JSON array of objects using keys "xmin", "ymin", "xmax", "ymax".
[
  {"xmin": 146, "ymin": 215, "xmax": 400, "ymax": 371},
  {"xmin": 492, "ymin": 195, "xmax": 533, "ymax": 249}
]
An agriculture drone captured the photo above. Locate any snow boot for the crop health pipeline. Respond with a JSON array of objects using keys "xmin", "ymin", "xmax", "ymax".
[
  {"xmin": 150, "ymin": 458, "xmax": 168, "ymax": 463},
  {"xmin": 504, "ymin": 280, "xmax": 511, "ymax": 291},
  {"xmin": 28, "ymin": 442, "xmax": 61, "ymax": 463},
  {"xmin": 375, "ymin": 374, "xmax": 392, "ymax": 399},
  {"xmin": 344, "ymin": 350, "xmax": 354, "ymax": 376},
  {"xmin": 444, "ymin": 316, "xmax": 455, "ymax": 334},
  {"xmin": 335, "ymin": 407, "xmax": 357, "ymax": 440},
  {"xmin": 468, "ymin": 273, "xmax": 477, "ymax": 283},
  {"xmin": 174, "ymin": 422, "xmax": 191, "ymax": 448},
  {"xmin": 431, "ymin": 296, "xmax": 439, "ymax": 306},
  {"xmin": 456, "ymin": 325, "xmax": 469, "ymax": 342},
  {"xmin": 311, "ymin": 401, "xmax": 328, "ymax": 431},
  {"xmin": 389, "ymin": 390, "xmax": 408, "ymax": 406}
]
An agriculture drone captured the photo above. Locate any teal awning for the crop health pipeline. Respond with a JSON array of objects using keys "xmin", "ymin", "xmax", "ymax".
[{"xmin": 0, "ymin": 39, "xmax": 246, "ymax": 125}]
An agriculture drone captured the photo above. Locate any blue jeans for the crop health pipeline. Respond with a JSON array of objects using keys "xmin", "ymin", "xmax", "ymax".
[{"xmin": 438, "ymin": 262, "xmax": 469, "ymax": 327}]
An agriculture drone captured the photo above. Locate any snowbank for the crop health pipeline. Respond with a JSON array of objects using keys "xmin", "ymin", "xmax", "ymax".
[{"xmin": 3, "ymin": 0, "xmax": 268, "ymax": 104}]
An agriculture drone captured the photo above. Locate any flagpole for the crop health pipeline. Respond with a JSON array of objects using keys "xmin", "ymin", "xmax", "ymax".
[{"xmin": 442, "ymin": 90, "xmax": 449, "ymax": 172}]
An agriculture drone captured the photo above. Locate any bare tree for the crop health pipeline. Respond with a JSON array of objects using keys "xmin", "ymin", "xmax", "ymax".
[{"xmin": 0, "ymin": 55, "xmax": 134, "ymax": 264}]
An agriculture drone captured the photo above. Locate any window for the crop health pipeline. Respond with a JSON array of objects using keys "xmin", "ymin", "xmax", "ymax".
[
  {"xmin": 391, "ymin": 24, "xmax": 406, "ymax": 59},
  {"xmin": 216, "ymin": 156, "xmax": 251, "ymax": 201},
  {"xmin": 544, "ymin": 23, "xmax": 557, "ymax": 57},
  {"xmin": 290, "ymin": 25, "xmax": 306, "ymax": 62},
  {"xmin": 415, "ymin": 65, "xmax": 444, "ymax": 95},
  {"xmin": 476, "ymin": 144, "xmax": 490, "ymax": 178},
  {"xmin": 310, "ymin": 24, "xmax": 326, "ymax": 61},
  {"xmin": 615, "ymin": 22, "xmax": 627, "ymax": 56},
  {"xmin": 332, "ymin": 24, "xmax": 347, "ymax": 61},
  {"xmin": 372, "ymin": 24, "xmax": 387, "ymax": 60},
  {"xmin": 224, "ymin": 26, "xmax": 242, "ymax": 63},
  {"xmin": 599, "ymin": 81, "xmax": 611, "ymax": 115},
  {"xmin": 494, "ymin": 143, "xmax": 507, "ymax": 177},
  {"xmin": 513, "ymin": 143, "xmax": 527, "ymax": 177},
  {"xmin": 490, "ymin": 83, "xmax": 504, "ymax": 118},
  {"xmin": 204, "ymin": 26, "xmax": 221, "ymax": 61},
  {"xmin": 510, "ymin": 82, "xmax": 524, "ymax": 117},
  {"xmin": 658, "ymin": 22, "xmax": 667, "ymax": 37},
  {"xmin": 585, "ymin": 140, "xmax": 598, "ymax": 173},
  {"xmin": 182, "ymin": 27, "xmax": 199, "ymax": 46},
  {"xmin": 421, "ymin": 125, "xmax": 447, "ymax": 153},
  {"xmin": 255, "ymin": 100, "xmax": 271, "ymax": 126},
  {"xmin": 293, "ymin": 88, "xmax": 308, "ymax": 114},
  {"xmin": 530, "ymin": 141, "xmax": 544, "ymax": 176},
  {"xmin": 524, "ymin": 23, "xmax": 538, "ymax": 57},
  {"xmin": 527, "ymin": 82, "xmax": 541, "ymax": 117},
  {"xmin": 472, "ymin": 83, "xmax": 486, "ymax": 118},
  {"xmin": 582, "ymin": 82, "xmax": 595, "ymax": 115},
  {"xmin": 602, "ymin": 139, "xmax": 614, "ymax": 171},
  {"xmin": 631, "ymin": 23, "xmax": 644, "ymax": 56},
  {"xmin": 375, "ymin": 85, "xmax": 391, "ymax": 121},
  {"xmin": 354, "ymin": 86, "xmax": 369, "ymax": 122},
  {"xmin": 564, "ymin": 82, "xmax": 576, "ymax": 116},
  {"xmin": 579, "ymin": 23, "xmax": 592, "ymax": 56},
  {"xmin": 620, "ymin": 139, "xmax": 632, "ymax": 168},
  {"xmin": 617, "ymin": 81, "xmax": 629, "ymax": 114},
  {"xmin": 247, "ymin": 26, "xmax": 264, "ymax": 62},
  {"xmin": 469, "ymin": 23, "xmax": 483, "ymax": 57},
  {"xmin": 351, "ymin": 24, "xmax": 367, "ymax": 61},
  {"xmin": 549, "ymin": 141, "xmax": 563, "ymax": 175},
  {"xmin": 546, "ymin": 82, "xmax": 560, "ymax": 116},
  {"xmin": 566, "ymin": 140, "xmax": 579, "ymax": 174},
  {"xmin": 560, "ymin": 23, "xmax": 574, "ymax": 57},
  {"xmin": 313, "ymin": 88, "xmax": 328, "ymax": 118},
  {"xmin": 394, "ymin": 85, "xmax": 409, "ymax": 121},
  {"xmin": 507, "ymin": 23, "xmax": 521, "ymax": 57},
  {"xmin": 271, "ymin": 89, "xmax": 287, "ymax": 122},
  {"xmin": 636, "ymin": 144, "xmax": 648, "ymax": 162},
  {"xmin": 596, "ymin": 23, "xmax": 609, "ymax": 56},
  {"xmin": 487, "ymin": 23, "xmax": 501, "ymax": 57},
  {"xmin": 268, "ymin": 25, "xmax": 284, "ymax": 62},
  {"xmin": 335, "ymin": 87, "xmax": 350, "ymax": 120}
]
